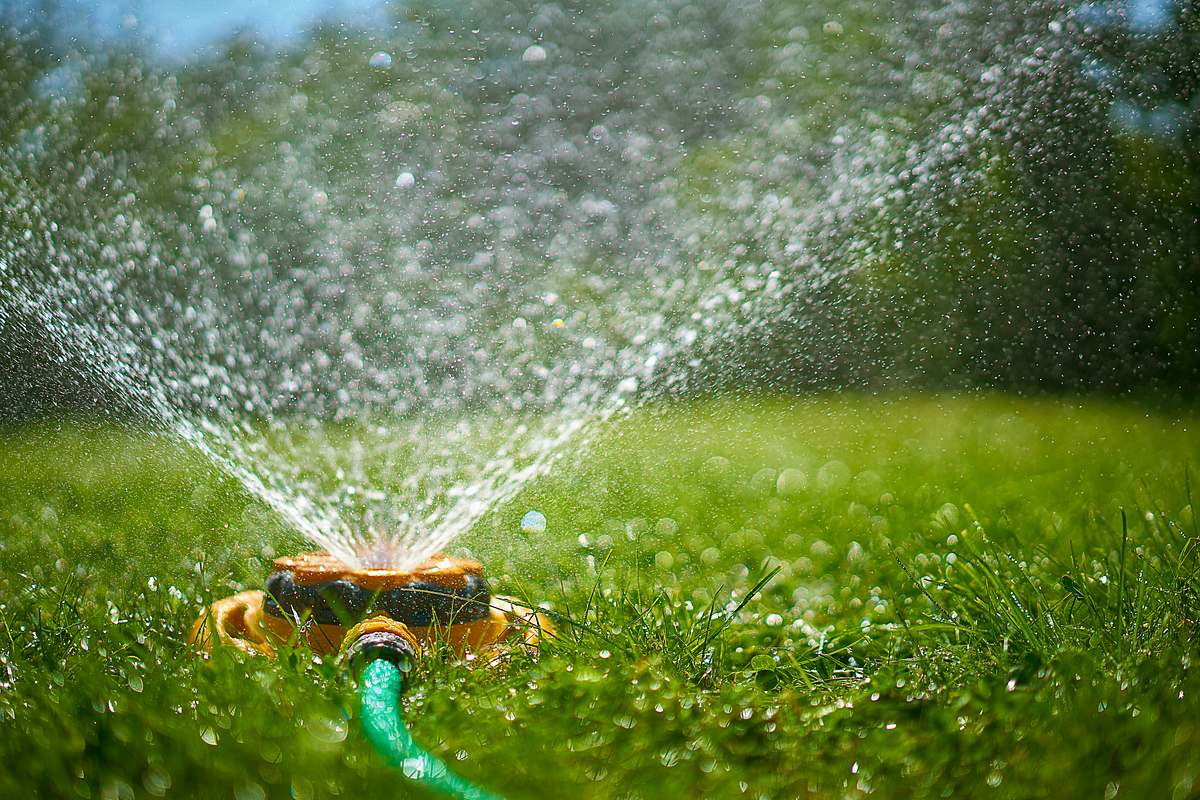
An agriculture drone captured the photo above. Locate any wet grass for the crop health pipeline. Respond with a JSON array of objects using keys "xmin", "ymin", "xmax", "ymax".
[{"xmin": 1, "ymin": 394, "xmax": 1198, "ymax": 799}]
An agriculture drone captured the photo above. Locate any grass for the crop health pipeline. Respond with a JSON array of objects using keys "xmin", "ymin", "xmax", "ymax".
[{"xmin": 1, "ymin": 394, "xmax": 1198, "ymax": 799}]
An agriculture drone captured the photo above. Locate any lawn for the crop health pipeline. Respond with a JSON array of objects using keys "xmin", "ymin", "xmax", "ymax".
[{"xmin": 1, "ymin": 395, "xmax": 1197, "ymax": 799}]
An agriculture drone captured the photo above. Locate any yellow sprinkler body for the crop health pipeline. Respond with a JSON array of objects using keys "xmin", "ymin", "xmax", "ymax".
[{"xmin": 189, "ymin": 551, "xmax": 551, "ymax": 663}]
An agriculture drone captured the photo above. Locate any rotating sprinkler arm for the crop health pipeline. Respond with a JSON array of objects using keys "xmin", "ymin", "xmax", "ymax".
[{"xmin": 340, "ymin": 618, "xmax": 504, "ymax": 800}]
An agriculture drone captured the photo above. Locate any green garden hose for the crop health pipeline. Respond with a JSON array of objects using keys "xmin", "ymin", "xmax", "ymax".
[{"xmin": 359, "ymin": 658, "xmax": 503, "ymax": 800}]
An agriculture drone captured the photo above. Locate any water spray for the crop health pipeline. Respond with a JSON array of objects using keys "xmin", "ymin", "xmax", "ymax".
[{"xmin": 190, "ymin": 551, "xmax": 551, "ymax": 799}]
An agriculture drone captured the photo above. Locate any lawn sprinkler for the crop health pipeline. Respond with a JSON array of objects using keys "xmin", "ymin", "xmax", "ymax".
[
  {"xmin": 189, "ymin": 551, "xmax": 551, "ymax": 800},
  {"xmin": 189, "ymin": 550, "xmax": 549, "ymax": 660}
]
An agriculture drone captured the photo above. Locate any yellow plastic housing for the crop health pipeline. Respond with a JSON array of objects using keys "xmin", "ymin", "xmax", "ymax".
[{"xmin": 188, "ymin": 551, "xmax": 552, "ymax": 662}]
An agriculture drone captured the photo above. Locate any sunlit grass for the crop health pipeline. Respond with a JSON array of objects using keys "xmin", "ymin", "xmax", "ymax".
[{"xmin": 1, "ymin": 395, "xmax": 1198, "ymax": 798}]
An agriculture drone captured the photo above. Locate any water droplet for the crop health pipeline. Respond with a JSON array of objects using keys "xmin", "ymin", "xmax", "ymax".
[
  {"xmin": 520, "ymin": 510, "xmax": 547, "ymax": 534},
  {"xmin": 936, "ymin": 503, "xmax": 960, "ymax": 527},
  {"xmin": 144, "ymin": 765, "xmax": 171, "ymax": 796},
  {"xmin": 234, "ymin": 783, "xmax": 266, "ymax": 800},
  {"xmin": 776, "ymin": 468, "xmax": 808, "ymax": 496},
  {"xmin": 521, "ymin": 45, "xmax": 547, "ymax": 63},
  {"xmin": 369, "ymin": 52, "xmax": 392, "ymax": 69},
  {"xmin": 308, "ymin": 717, "xmax": 347, "ymax": 744},
  {"xmin": 816, "ymin": 461, "xmax": 851, "ymax": 491}
]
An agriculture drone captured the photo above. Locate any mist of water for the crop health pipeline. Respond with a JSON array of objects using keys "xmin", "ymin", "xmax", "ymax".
[{"xmin": 0, "ymin": 0, "xmax": 1079, "ymax": 567}]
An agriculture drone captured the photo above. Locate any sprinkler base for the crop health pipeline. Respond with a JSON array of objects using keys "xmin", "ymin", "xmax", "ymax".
[{"xmin": 189, "ymin": 551, "xmax": 551, "ymax": 662}]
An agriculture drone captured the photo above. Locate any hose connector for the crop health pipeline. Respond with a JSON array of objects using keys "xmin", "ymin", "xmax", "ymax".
[{"xmin": 339, "ymin": 615, "xmax": 420, "ymax": 678}]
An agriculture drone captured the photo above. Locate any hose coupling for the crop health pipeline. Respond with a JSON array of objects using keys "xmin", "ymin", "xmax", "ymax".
[{"xmin": 339, "ymin": 616, "xmax": 420, "ymax": 678}]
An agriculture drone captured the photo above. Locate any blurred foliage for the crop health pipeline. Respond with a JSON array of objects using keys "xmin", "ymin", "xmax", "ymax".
[
  {"xmin": 1, "ymin": 0, "xmax": 1198, "ymax": 415},
  {"xmin": 693, "ymin": 0, "xmax": 1200, "ymax": 395}
]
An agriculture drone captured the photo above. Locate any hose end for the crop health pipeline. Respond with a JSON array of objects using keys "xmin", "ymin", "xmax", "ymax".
[{"xmin": 339, "ymin": 616, "xmax": 420, "ymax": 678}]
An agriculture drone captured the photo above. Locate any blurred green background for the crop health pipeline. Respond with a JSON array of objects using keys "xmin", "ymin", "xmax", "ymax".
[{"xmin": 2, "ymin": 0, "xmax": 1198, "ymax": 415}]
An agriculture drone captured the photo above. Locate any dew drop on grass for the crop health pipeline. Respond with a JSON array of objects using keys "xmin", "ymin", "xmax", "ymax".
[
  {"xmin": 234, "ymin": 783, "xmax": 266, "ymax": 800},
  {"xmin": 776, "ymin": 468, "xmax": 808, "ymax": 496},
  {"xmin": 200, "ymin": 726, "xmax": 218, "ymax": 746},
  {"xmin": 288, "ymin": 778, "xmax": 314, "ymax": 800},
  {"xmin": 847, "ymin": 541, "xmax": 865, "ymax": 562},
  {"xmin": 143, "ymin": 765, "xmax": 171, "ymax": 796},
  {"xmin": 308, "ymin": 718, "xmax": 348, "ymax": 745},
  {"xmin": 260, "ymin": 741, "xmax": 282, "ymax": 764},
  {"xmin": 520, "ymin": 510, "xmax": 547, "ymax": 534},
  {"xmin": 705, "ymin": 455, "xmax": 732, "ymax": 480},
  {"xmin": 750, "ymin": 467, "xmax": 777, "ymax": 494},
  {"xmin": 816, "ymin": 460, "xmax": 851, "ymax": 491},
  {"xmin": 851, "ymin": 470, "xmax": 883, "ymax": 499},
  {"xmin": 521, "ymin": 45, "xmax": 547, "ymax": 63},
  {"xmin": 368, "ymin": 52, "xmax": 392, "ymax": 69},
  {"xmin": 937, "ymin": 503, "xmax": 960, "ymax": 527}
]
